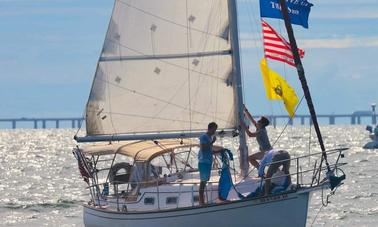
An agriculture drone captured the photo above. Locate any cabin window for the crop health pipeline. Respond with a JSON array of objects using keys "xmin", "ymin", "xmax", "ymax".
[
  {"xmin": 166, "ymin": 197, "xmax": 178, "ymax": 205},
  {"xmin": 144, "ymin": 197, "xmax": 155, "ymax": 205},
  {"xmin": 193, "ymin": 195, "xmax": 199, "ymax": 203}
]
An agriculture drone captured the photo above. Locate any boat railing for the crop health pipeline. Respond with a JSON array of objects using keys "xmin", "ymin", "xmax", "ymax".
[{"xmin": 85, "ymin": 147, "xmax": 347, "ymax": 212}]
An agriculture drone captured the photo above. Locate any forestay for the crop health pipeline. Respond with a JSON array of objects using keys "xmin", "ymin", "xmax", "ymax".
[{"xmin": 86, "ymin": 0, "xmax": 237, "ymax": 136}]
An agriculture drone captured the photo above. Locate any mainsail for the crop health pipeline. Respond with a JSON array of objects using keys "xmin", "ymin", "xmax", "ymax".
[{"xmin": 85, "ymin": 0, "xmax": 237, "ymax": 136}]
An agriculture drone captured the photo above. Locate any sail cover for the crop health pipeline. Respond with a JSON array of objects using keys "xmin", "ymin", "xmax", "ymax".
[{"xmin": 86, "ymin": 0, "xmax": 237, "ymax": 135}]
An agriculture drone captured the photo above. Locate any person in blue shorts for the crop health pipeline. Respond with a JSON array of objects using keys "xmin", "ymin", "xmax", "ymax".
[{"xmin": 198, "ymin": 122, "xmax": 218, "ymax": 205}]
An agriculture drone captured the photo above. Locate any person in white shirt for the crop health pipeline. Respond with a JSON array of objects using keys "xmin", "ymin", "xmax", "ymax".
[{"xmin": 258, "ymin": 150, "xmax": 291, "ymax": 195}]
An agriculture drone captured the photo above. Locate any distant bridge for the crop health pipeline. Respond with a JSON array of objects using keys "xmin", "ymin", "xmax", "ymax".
[
  {"xmin": 0, "ymin": 117, "xmax": 84, "ymax": 129},
  {"xmin": 0, "ymin": 111, "xmax": 376, "ymax": 129},
  {"xmin": 263, "ymin": 112, "xmax": 377, "ymax": 127}
]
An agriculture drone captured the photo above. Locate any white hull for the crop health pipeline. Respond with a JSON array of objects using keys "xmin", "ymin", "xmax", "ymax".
[{"xmin": 84, "ymin": 190, "xmax": 311, "ymax": 227}]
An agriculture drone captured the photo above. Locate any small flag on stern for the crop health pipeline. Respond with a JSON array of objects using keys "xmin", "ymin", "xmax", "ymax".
[
  {"xmin": 262, "ymin": 20, "xmax": 304, "ymax": 67},
  {"xmin": 260, "ymin": 58, "xmax": 299, "ymax": 117},
  {"xmin": 73, "ymin": 148, "xmax": 92, "ymax": 184}
]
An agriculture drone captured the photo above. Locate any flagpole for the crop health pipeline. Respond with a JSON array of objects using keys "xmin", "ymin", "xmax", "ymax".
[{"xmin": 278, "ymin": 0, "xmax": 331, "ymax": 172}]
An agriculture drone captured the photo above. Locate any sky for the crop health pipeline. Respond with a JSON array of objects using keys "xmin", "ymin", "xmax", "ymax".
[{"xmin": 0, "ymin": 0, "xmax": 377, "ymax": 119}]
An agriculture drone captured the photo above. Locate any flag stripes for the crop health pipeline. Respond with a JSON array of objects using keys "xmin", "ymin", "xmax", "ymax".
[
  {"xmin": 73, "ymin": 148, "xmax": 93, "ymax": 185},
  {"xmin": 262, "ymin": 20, "xmax": 305, "ymax": 66}
]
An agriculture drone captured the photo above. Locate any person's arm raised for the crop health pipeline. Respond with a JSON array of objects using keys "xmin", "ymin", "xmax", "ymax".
[
  {"xmin": 244, "ymin": 105, "xmax": 257, "ymax": 127},
  {"xmin": 241, "ymin": 121, "xmax": 257, "ymax": 137}
]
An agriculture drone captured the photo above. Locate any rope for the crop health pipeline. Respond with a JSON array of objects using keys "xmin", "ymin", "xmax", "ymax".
[
  {"xmin": 310, "ymin": 202, "xmax": 325, "ymax": 227},
  {"xmin": 107, "ymin": 39, "xmax": 226, "ymax": 81},
  {"xmin": 74, "ymin": 110, "xmax": 86, "ymax": 137},
  {"xmin": 95, "ymin": 78, "xmax": 231, "ymax": 124},
  {"xmin": 308, "ymin": 123, "xmax": 312, "ymax": 164},
  {"xmin": 117, "ymin": 0, "xmax": 224, "ymax": 39},
  {"xmin": 272, "ymin": 95, "xmax": 305, "ymax": 147},
  {"xmin": 185, "ymin": 0, "xmax": 193, "ymax": 134}
]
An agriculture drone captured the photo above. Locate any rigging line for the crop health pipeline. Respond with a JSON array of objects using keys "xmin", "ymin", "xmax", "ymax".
[
  {"xmin": 103, "ymin": 61, "xmax": 118, "ymax": 136},
  {"xmin": 87, "ymin": 110, "xmax": 209, "ymax": 125},
  {"xmin": 154, "ymin": 140, "xmax": 194, "ymax": 170},
  {"xmin": 185, "ymin": 0, "xmax": 193, "ymax": 133},
  {"xmin": 128, "ymin": 80, "xmax": 190, "ymax": 133},
  {"xmin": 106, "ymin": 38, "xmax": 229, "ymax": 81},
  {"xmin": 277, "ymin": 20, "xmax": 289, "ymax": 80},
  {"xmin": 127, "ymin": 35, "xmax": 190, "ymax": 132},
  {"xmin": 215, "ymin": 1, "xmax": 223, "ymax": 122},
  {"xmin": 109, "ymin": 9, "xmax": 129, "ymax": 137},
  {"xmin": 254, "ymin": 14, "xmax": 277, "ymax": 126},
  {"xmin": 83, "ymin": 0, "xmax": 117, "ymax": 134},
  {"xmin": 310, "ymin": 198, "xmax": 325, "ymax": 226},
  {"xmin": 246, "ymin": 0, "xmax": 263, "ymax": 59},
  {"xmin": 95, "ymin": 77, "xmax": 232, "ymax": 124},
  {"xmin": 236, "ymin": 4, "xmax": 246, "ymax": 103},
  {"xmin": 190, "ymin": 1, "xmax": 217, "ymax": 123},
  {"xmin": 308, "ymin": 123, "xmax": 312, "ymax": 164},
  {"xmin": 74, "ymin": 109, "xmax": 86, "ymax": 137},
  {"xmin": 190, "ymin": 2, "xmax": 221, "ymax": 125},
  {"xmin": 117, "ymin": 0, "xmax": 224, "ymax": 39},
  {"xmin": 194, "ymin": 1, "xmax": 227, "ymax": 124},
  {"xmin": 272, "ymin": 95, "xmax": 305, "ymax": 147},
  {"xmin": 99, "ymin": 51, "xmax": 232, "ymax": 61},
  {"xmin": 248, "ymin": 0, "xmax": 264, "ymax": 44}
]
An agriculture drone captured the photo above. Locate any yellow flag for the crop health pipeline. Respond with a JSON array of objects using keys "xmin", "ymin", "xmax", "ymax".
[{"xmin": 260, "ymin": 58, "xmax": 299, "ymax": 117}]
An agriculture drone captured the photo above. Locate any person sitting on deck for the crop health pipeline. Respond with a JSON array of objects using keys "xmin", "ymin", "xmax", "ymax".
[
  {"xmin": 198, "ymin": 122, "xmax": 218, "ymax": 206},
  {"xmin": 258, "ymin": 150, "xmax": 291, "ymax": 195},
  {"xmin": 242, "ymin": 105, "xmax": 273, "ymax": 169}
]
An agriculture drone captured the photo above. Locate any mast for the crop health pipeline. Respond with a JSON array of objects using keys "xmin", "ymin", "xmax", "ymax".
[
  {"xmin": 279, "ymin": 0, "xmax": 331, "ymax": 171},
  {"xmin": 227, "ymin": 0, "xmax": 249, "ymax": 177}
]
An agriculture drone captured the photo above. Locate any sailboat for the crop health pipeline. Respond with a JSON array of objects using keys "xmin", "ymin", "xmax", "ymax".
[
  {"xmin": 363, "ymin": 125, "xmax": 378, "ymax": 149},
  {"xmin": 72, "ymin": 0, "xmax": 347, "ymax": 226}
]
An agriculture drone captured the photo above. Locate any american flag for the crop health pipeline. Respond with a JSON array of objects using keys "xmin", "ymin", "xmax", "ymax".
[
  {"xmin": 73, "ymin": 148, "xmax": 92, "ymax": 185},
  {"xmin": 262, "ymin": 20, "xmax": 305, "ymax": 67}
]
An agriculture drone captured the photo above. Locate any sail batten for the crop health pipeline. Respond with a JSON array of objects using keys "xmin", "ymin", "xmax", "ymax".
[
  {"xmin": 99, "ymin": 50, "xmax": 232, "ymax": 62},
  {"xmin": 85, "ymin": 0, "xmax": 237, "ymax": 136}
]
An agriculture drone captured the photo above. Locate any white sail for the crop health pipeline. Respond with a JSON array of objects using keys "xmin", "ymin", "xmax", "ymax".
[{"xmin": 86, "ymin": 0, "xmax": 237, "ymax": 135}]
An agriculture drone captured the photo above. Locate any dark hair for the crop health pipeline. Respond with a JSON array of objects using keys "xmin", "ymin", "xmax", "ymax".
[
  {"xmin": 258, "ymin": 117, "xmax": 270, "ymax": 127},
  {"xmin": 208, "ymin": 122, "xmax": 218, "ymax": 130}
]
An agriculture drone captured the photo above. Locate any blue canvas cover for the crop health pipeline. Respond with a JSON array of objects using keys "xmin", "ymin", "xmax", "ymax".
[{"xmin": 218, "ymin": 149, "xmax": 233, "ymax": 200}]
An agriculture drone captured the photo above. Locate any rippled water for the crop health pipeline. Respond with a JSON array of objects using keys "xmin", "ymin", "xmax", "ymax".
[{"xmin": 0, "ymin": 126, "xmax": 377, "ymax": 226}]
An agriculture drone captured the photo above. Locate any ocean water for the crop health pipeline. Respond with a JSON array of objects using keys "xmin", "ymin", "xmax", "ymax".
[{"xmin": 0, "ymin": 126, "xmax": 377, "ymax": 226}]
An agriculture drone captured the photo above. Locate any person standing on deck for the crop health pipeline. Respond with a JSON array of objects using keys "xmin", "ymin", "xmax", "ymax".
[
  {"xmin": 198, "ymin": 122, "xmax": 218, "ymax": 206},
  {"xmin": 242, "ymin": 105, "xmax": 273, "ymax": 169}
]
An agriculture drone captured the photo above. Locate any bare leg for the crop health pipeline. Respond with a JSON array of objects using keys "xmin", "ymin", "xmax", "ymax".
[
  {"xmin": 248, "ymin": 151, "xmax": 265, "ymax": 169},
  {"xmin": 248, "ymin": 155, "xmax": 260, "ymax": 169},
  {"xmin": 199, "ymin": 181, "xmax": 207, "ymax": 205}
]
